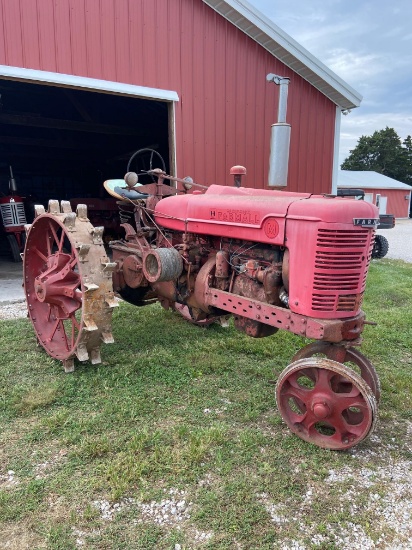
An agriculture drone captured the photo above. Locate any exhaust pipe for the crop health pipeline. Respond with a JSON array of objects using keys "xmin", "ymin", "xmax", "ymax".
[
  {"xmin": 267, "ymin": 74, "xmax": 291, "ymax": 187},
  {"xmin": 9, "ymin": 165, "xmax": 18, "ymax": 194}
]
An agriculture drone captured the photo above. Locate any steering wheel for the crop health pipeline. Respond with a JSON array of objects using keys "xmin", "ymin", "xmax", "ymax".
[{"xmin": 126, "ymin": 148, "xmax": 167, "ymax": 184}]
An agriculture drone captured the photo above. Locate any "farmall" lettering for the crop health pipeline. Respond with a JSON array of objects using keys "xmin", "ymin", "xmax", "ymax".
[{"xmin": 210, "ymin": 209, "xmax": 260, "ymax": 224}]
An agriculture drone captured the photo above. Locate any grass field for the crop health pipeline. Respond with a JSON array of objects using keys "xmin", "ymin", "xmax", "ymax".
[{"xmin": 0, "ymin": 259, "xmax": 411, "ymax": 549}]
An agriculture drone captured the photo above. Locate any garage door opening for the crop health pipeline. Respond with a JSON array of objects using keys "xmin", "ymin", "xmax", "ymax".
[{"xmin": 0, "ymin": 76, "xmax": 175, "ymax": 259}]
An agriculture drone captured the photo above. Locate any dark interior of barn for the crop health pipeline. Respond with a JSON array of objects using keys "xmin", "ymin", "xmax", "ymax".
[{"xmin": 0, "ymin": 78, "xmax": 170, "ymax": 259}]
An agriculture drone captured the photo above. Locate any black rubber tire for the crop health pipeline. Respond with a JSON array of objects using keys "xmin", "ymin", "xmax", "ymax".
[
  {"xmin": 7, "ymin": 233, "xmax": 22, "ymax": 262},
  {"xmin": 372, "ymin": 234, "xmax": 389, "ymax": 259}
]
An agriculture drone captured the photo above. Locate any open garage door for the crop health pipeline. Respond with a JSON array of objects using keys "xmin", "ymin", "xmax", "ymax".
[{"xmin": 0, "ymin": 72, "xmax": 177, "ymax": 260}]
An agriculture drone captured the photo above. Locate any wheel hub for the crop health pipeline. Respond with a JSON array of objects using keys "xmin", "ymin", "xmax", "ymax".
[{"xmin": 312, "ymin": 400, "xmax": 331, "ymax": 419}]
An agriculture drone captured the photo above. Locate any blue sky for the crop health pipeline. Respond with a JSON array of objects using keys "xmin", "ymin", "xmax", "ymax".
[{"xmin": 248, "ymin": 0, "xmax": 412, "ymax": 164}]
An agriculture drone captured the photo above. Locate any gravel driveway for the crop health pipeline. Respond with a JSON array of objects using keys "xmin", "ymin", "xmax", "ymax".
[{"xmin": 376, "ymin": 218, "xmax": 412, "ymax": 263}]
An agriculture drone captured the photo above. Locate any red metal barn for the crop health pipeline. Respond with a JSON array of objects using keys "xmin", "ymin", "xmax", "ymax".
[
  {"xmin": 338, "ymin": 171, "xmax": 412, "ymax": 219},
  {"xmin": 0, "ymin": 0, "xmax": 362, "ymax": 257}
]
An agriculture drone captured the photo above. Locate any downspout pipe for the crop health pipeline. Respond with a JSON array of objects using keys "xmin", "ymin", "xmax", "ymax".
[{"xmin": 267, "ymin": 74, "xmax": 291, "ymax": 187}]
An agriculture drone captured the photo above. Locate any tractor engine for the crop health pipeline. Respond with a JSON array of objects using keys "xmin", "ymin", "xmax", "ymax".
[{"xmin": 110, "ymin": 182, "xmax": 377, "ymax": 344}]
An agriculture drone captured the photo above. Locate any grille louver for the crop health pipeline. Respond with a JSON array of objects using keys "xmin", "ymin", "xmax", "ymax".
[{"xmin": 311, "ymin": 228, "xmax": 372, "ymax": 313}]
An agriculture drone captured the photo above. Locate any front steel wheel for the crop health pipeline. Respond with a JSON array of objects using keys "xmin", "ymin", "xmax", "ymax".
[
  {"xmin": 23, "ymin": 201, "xmax": 117, "ymax": 372},
  {"xmin": 276, "ymin": 358, "xmax": 377, "ymax": 450}
]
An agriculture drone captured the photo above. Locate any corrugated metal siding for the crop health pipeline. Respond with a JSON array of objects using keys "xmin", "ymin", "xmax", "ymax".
[
  {"xmin": 367, "ymin": 189, "xmax": 410, "ymax": 219},
  {"xmin": 0, "ymin": 0, "xmax": 336, "ymax": 193}
]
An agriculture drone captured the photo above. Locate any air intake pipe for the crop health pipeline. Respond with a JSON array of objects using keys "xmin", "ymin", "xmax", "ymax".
[{"xmin": 267, "ymin": 74, "xmax": 291, "ymax": 187}]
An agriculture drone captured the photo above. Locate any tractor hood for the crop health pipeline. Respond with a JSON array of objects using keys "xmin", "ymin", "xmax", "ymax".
[{"xmin": 154, "ymin": 185, "xmax": 378, "ymax": 245}]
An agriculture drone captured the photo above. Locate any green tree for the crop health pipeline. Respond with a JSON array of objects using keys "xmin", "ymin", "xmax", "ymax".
[
  {"xmin": 341, "ymin": 127, "xmax": 412, "ymax": 184},
  {"xmin": 402, "ymin": 135, "xmax": 412, "ymax": 184}
]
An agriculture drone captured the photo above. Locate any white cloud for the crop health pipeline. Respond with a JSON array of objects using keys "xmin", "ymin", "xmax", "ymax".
[
  {"xmin": 249, "ymin": 1, "xmax": 412, "ymax": 165},
  {"xmin": 325, "ymin": 50, "xmax": 386, "ymax": 81}
]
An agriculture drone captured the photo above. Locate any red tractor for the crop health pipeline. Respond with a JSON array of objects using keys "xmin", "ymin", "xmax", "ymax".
[
  {"xmin": 22, "ymin": 151, "xmax": 381, "ymax": 451},
  {"xmin": 0, "ymin": 167, "xmax": 27, "ymax": 262}
]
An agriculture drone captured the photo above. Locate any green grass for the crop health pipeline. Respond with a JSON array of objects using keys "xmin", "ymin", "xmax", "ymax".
[{"xmin": 0, "ymin": 259, "xmax": 411, "ymax": 549}]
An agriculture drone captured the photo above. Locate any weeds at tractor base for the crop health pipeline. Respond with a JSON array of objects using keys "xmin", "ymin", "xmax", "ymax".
[{"xmin": 0, "ymin": 260, "xmax": 411, "ymax": 549}]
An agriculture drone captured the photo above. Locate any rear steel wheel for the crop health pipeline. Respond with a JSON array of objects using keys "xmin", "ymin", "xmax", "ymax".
[
  {"xmin": 276, "ymin": 357, "xmax": 377, "ymax": 450},
  {"xmin": 23, "ymin": 201, "xmax": 117, "ymax": 372},
  {"xmin": 292, "ymin": 342, "xmax": 380, "ymax": 402}
]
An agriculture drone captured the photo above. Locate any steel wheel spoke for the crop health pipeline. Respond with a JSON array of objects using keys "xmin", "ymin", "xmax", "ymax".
[
  {"xmin": 47, "ymin": 318, "xmax": 60, "ymax": 342},
  {"xmin": 283, "ymin": 380, "xmax": 313, "ymax": 405},
  {"xmin": 49, "ymin": 222, "xmax": 60, "ymax": 250},
  {"xmin": 314, "ymin": 367, "xmax": 334, "ymax": 393},
  {"xmin": 33, "ymin": 246, "xmax": 48, "ymax": 263},
  {"xmin": 61, "ymin": 321, "xmax": 70, "ymax": 351},
  {"xmin": 70, "ymin": 316, "xmax": 79, "ymax": 349},
  {"xmin": 46, "ymin": 230, "xmax": 52, "ymax": 256}
]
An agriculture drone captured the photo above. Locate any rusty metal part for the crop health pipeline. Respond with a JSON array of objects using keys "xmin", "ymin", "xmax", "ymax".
[
  {"xmin": 232, "ymin": 273, "xmax": 267, "ymax": 303},
  {"xmin": 230, "ymin": 165, "xmax": 247, "ymax": 188},
  {"xmin": 215, "ymin": 250, "xmax": 230, "ymax": 280},
  {"xmin": 262, "ymin": 264, "xmax": 282, "ymax": 304},
  {"xmin": 202, "ymin": 285, "xmax": 366, "ymax": 342},
  {"xmin": 233, "ymin": 316, "xmax": 278, "ymax": 338},
  {"xmin": 23, "ymin": 201, "xmax": 117, "ymax": 372},
  {"xmin": 145, "ymin": 169, "xmax": 209, "ymax": 191},
  {"xmin": 282, "ymin": 248, "xmax": 290, "ymax": 292},
  {"xmin": 292, "ymin": 342, "xmax": 380, "ymax": 402},
  {"xmin": 194, "ymin": 256, "xmax": 218, "ymax": 313},
  {"xmin": 172, "ymin": 303, "xmax": 221, "ymax": 326},
  {"xmin": 143, "ymin": 247, "xmax": 183, "ymax": 283},
  {"xmin": 275, "ymin": 357, "xmax": 377, "ymax": 450},
  {"xmin": 122, "ymin": 254, "xmax": 146, "ymax": 289}
]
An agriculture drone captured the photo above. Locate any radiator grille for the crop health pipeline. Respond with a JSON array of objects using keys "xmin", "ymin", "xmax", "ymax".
[
  {"xmin": 312, "ymin": 228, "xmax": 372, "ymax": 313},
  {"xmin": 0, "ymin": 202, "xmax": 26, "ymax": 227}
]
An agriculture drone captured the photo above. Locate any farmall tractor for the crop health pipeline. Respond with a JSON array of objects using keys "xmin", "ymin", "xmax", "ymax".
[
  {"xmin": 24, "ymin": 74, "xmax": 380, "ymax": 450},
  {"xmin": 22, "ymin": 147, "xmax": 381, "ymax": 452}
]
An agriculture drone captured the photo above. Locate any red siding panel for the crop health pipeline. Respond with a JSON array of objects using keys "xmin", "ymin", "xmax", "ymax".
[
  {"xmin": 0, "ymin": 0, "xmax": 337, "ymax": 194},
  {"xmin": 37, "ymin": 0, "xmax": 57, "ymax": 71},
  {"xmin": 20, "ymin": 0, "xmax": 40, "ymax": 68},
  {"xmin": 84, "ymin": 0, "xmax": 103, "ymax": 80},
  {"xmin": 0, "ymin": 1, "xmax": 6, "ymax": 63},
  {"xmin": 370, "ymin": 189, "xmax": 410, "ymax": 219},
  {"xmin": 100, "ymin": 0, "xmax": 116, "ymax": 81},
  {"xmin": 68, "ymin": 0, "xmax": 88, "ymax": 76},
  {"xmin": 2, "ymin": 0, "xmax": 24, "ymax": 66},
  {"xmin": 54, "ymin": 0, "xmax": 73, "ymax": 73}
]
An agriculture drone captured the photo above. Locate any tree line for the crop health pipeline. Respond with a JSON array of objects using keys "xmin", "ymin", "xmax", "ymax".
[{"xmin": 341, "ymin": 127, "xmax": 412, "ymax": 185}]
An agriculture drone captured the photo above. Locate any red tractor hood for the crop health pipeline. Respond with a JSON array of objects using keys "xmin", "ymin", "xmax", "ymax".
[{"xmin": 154, "ymin": 185, "xmax": 378, "ymax": 245}]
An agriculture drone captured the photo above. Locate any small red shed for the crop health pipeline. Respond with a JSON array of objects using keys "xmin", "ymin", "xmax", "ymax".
[
  {"xmin": 337, "ymin": 171, "xmax": 411, "ymax": 219},
  {"xmin": 0, "ymin": 0, "xmax": 363, "ymax": 258}
]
